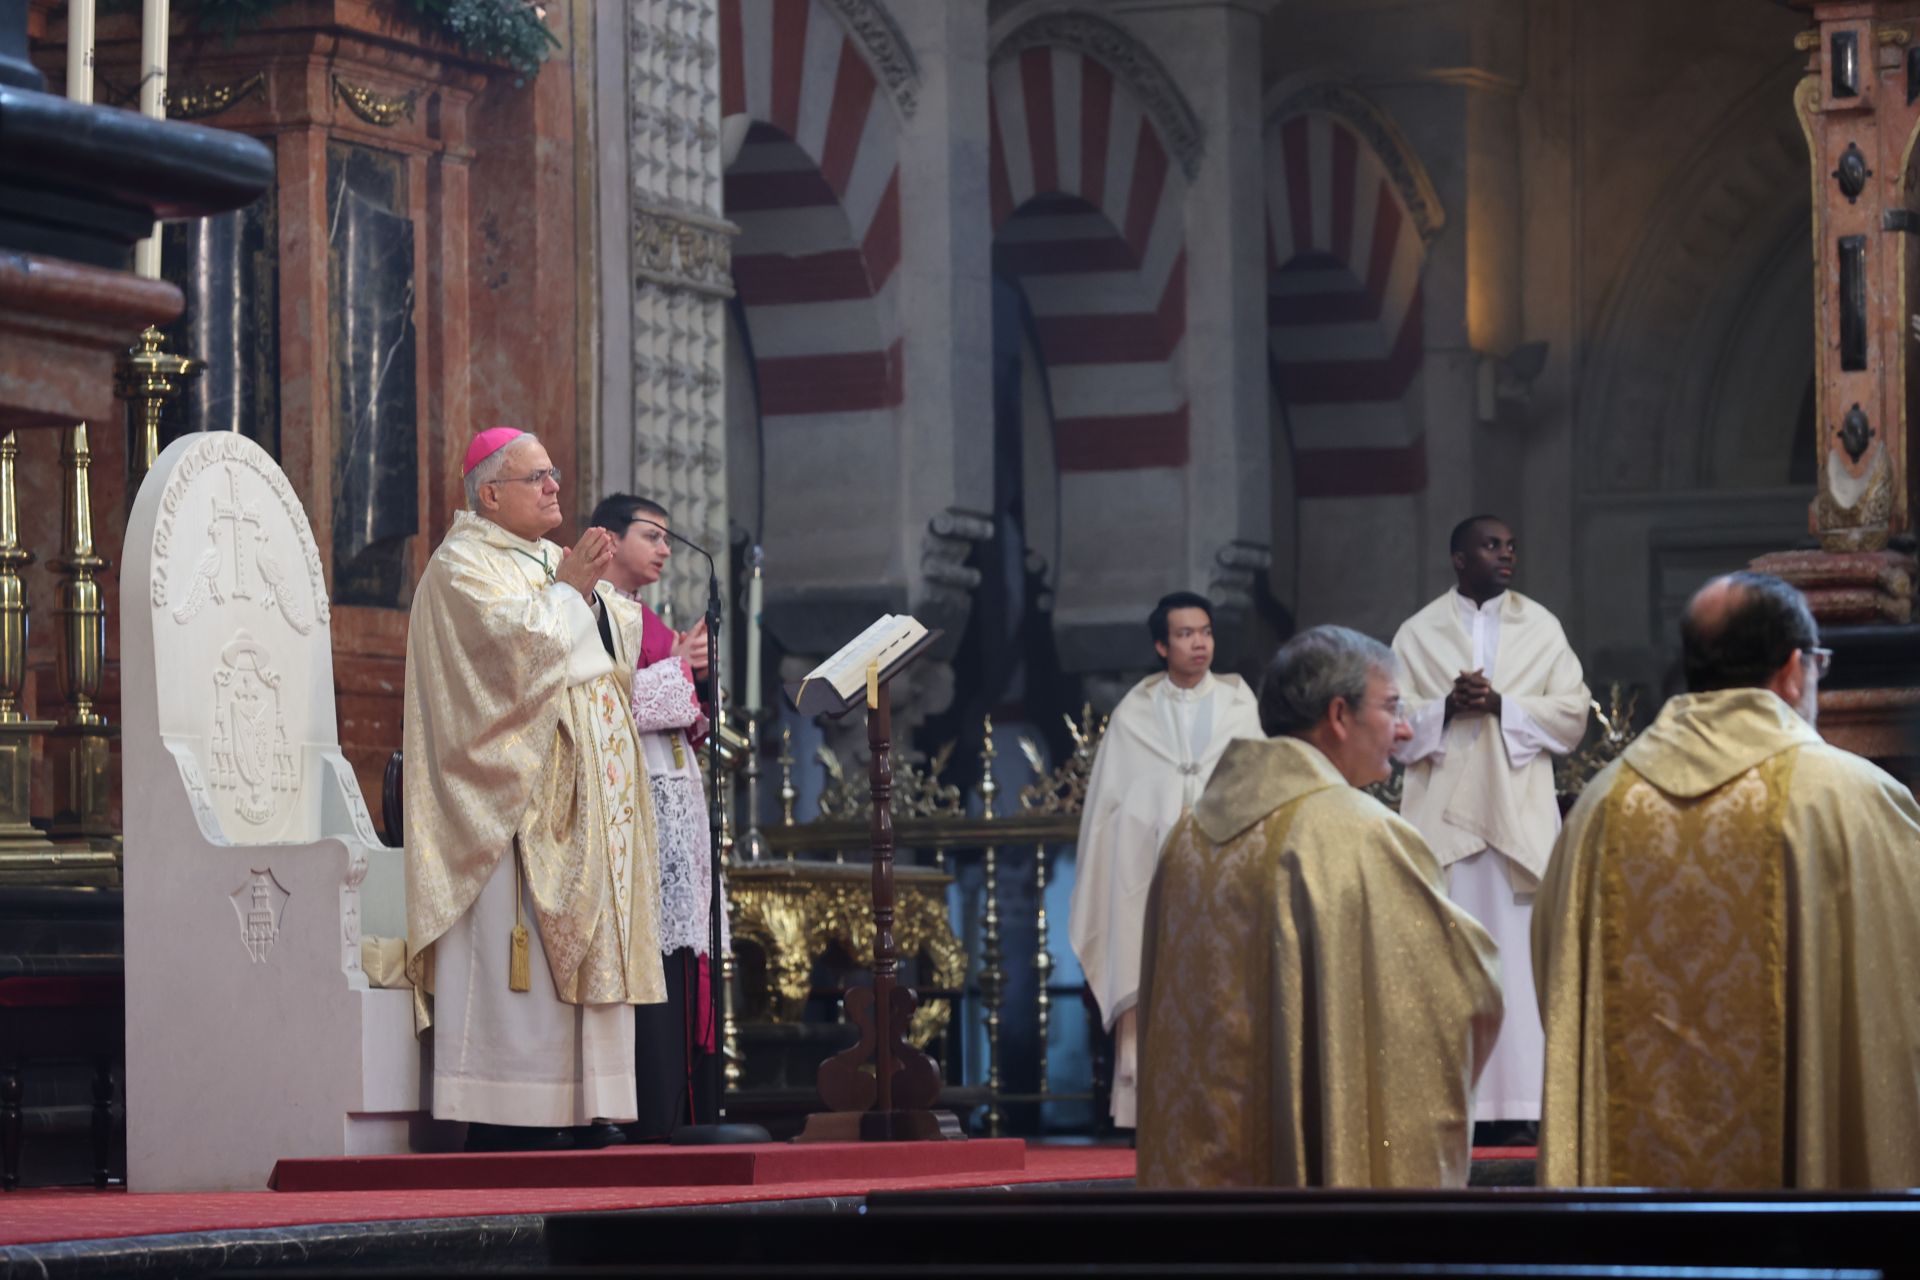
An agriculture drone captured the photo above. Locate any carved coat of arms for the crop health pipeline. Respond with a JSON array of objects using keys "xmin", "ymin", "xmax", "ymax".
[
  {"xmin": 210, "ymin": 630, "xmax": 298, "ymax": 825},
  {"xmin": 229, "ymin": 869, "xmax": 290, "ymax": 964}
]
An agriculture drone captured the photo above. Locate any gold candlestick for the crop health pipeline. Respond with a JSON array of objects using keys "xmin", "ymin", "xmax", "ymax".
[
  {"xmin": 742, "ymin": 710, "xmax": 765, "ymax": 861},
  {"xmin": 777, "ymin": 727, "xmax": 796, "ymax": 838},
  {"xmin": 721, "ymin": 945, "xmax": 744, "ymax": 1094},
  {"xmin": 1033, "ymin": 840, "xmax": 1053, "ymax": 1110},
  {"xmin": 115, "ymin": 326, "xmax": 202, "ymax": 498},
  {"xmin": 979, "ymin": 720, "xmax": 1004, "ymax": 1139},
  {"xmin": 48, "ymin": 424, "xmax": 119, "ymax": 845},
  {"xmin": 0, "ymin": 432, "xmax": 30, "ymax": 725},
  {"xmin": 52, "ymin": 425, "xmax": 107, "ymax": 728},
  {"xmin": 0, "ymin": 429, "xmax": 57, "ymax": 862}
]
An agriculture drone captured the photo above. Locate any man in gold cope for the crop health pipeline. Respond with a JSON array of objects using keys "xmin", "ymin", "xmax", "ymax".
[
  {"xmin": 1136, "ymin": 626, "xmax": 1503, "ymax": 1188},
  {"xmin": 1535, "ymin": 572, "xmax": 1920, "ymax": 1188},
  {"xmin": 403, "ymin": 428, "xmax": 665, "ymax": 1151}
]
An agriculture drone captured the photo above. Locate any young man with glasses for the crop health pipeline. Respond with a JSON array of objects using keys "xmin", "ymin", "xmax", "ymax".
[
  {"xmin": 587, "ymin": 493, "xmax": 725, "ymax": 1142},
  {"xmin": 1390, "ymin": 515, "xmax": 1592, "ymax": 1146},
  {"xmin": 1534, "ymin": 571, "xmax": 1920, "ymax": 1188}
]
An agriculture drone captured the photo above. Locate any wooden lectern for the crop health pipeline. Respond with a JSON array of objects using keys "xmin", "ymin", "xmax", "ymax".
[{"xmin": 785, "ymin": 625, "xmax": 962, "ymax": 1142}]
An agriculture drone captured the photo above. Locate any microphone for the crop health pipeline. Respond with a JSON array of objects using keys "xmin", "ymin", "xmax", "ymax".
[
  {"xmin": 628, "ymin": 514, "xmax": 767, "ymax": 1142},
  {"xmin": 633, "ymin": 518, "xmax": 717, "ymax": 575}
]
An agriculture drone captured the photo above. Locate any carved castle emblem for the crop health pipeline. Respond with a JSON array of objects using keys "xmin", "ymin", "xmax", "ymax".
[
  {"xmin": 229, "ymin": 869, "xmax": 290, "ymax": 964},
  {"xmin": 171, "ymin": 466, "xmax": 315, "ymax": 634},
  {"xmin": 210, "ymin": 630, "xmax": 299, "ymax": 826}
]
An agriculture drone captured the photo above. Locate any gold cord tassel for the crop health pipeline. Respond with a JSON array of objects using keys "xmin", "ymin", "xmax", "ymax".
[{"xmin": 508, "ymin": 846, "xmax": 531, "ymax": 993}]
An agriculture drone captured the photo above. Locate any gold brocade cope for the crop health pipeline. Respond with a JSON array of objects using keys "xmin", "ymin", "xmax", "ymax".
[
  {"xmin": 1536, "ymin": 688, "xmax": 1920, "ymax": 1189},
  {"xmin": 402, "ymin": 511, "xmax": 664, "ymax": 1011},
  {"xmin": 1135, "ymin": 736, "xmax": 1502, "ymax": 1190},
  {"xmin": 1598, "ymin": 757, "xmax": 1790, "ymax": 1188},
  {"xmin": 728, "ymin": 862, "xmax": 964, "ymax": 1049}
]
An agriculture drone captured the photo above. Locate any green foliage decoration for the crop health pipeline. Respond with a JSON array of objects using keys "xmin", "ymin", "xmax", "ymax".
[{"xmin": 126, "ymin": 0, "xmax": 561, "ymax": 78}]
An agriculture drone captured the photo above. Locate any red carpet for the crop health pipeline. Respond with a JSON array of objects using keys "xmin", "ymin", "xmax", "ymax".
[
  {"xmin": 0, "ymin": 1144, "xmax": 1132, "ymax": 1248},
  {"xmin": 269, "ymin": 1138, "xmax": 1028, "ymax": 1192}
]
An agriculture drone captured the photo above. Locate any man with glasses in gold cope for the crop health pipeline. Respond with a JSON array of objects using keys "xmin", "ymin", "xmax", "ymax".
[
  {"xmin": 1391, "ymin": 515, "xmax": 1591, "ymax": 1144},
  {"xmin": 402, "ymin": 428, "xmax": 666, "ymax": 1153},
  {"xmin": 1534, "ymin": 572, "xmax": 1920, "ymax": 1188},
  {"xmin": 1135, "ymin": 626, "xmax": 1503, "ymax": 1188}
]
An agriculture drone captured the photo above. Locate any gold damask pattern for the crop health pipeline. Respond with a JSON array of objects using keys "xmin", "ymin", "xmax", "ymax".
[
  {"xmin": 1136, "ymin": 813, "xmax": 1281, "ymax": 1188},
  {"xmin": 729, "ymin": 864, "xmax": 965, "ymax": 1049},
  {"xmin": 1599, "ymin": 757, "xmax": 1792, "ymax": 1188}
]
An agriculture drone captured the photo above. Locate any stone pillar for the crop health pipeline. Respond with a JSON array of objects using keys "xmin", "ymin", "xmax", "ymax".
[
  {"xmin": 890, "ymin": 1, "xmax": 995, "ymax": 650},
  {"xmin": 1112, "ymin": 0, "xmax": 1273, "ymax": 661},
  {"xmin": 623, "ymin": 0, "xmax": 736, "ymax": 623},
  {"xmin": 1749, "ymin": 2, "xmax": 1920, "ymax": 786}
]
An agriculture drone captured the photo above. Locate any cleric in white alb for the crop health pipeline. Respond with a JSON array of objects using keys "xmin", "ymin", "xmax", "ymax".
[
  {"xmin": 1391, "ymin": 515, "xmax": 1589, "ymax": 1133},
  {"xmin": 1068, "ymin": 592, "xmax": 1263, "ymax": 1129}
]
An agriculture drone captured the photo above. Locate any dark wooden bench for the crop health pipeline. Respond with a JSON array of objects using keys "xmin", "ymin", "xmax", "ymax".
[{"xmin": 0, "ymin": 958, "xmax": 123, "ymax": 1190}]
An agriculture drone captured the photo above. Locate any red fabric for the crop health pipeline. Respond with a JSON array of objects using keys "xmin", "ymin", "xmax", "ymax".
[
  {"xmin": 694, "ymin": 954, "xmax": 714, "ymax": 1053},
  {"xmin": 0, "ymin": 1145, "xmax": 1133, "ymax": 1247},
  {"xmin": 0, "ymin": 976, "xmax": 123, "ymax": 1008},
  {"xmin": 270, "ymin": 1139, "xmax": 1028, "ymax": 1193}
]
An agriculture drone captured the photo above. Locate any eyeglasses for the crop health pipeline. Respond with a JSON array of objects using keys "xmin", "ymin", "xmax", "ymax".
[
  {"xmin": 626, "ymin": 520, "xmax": 669, "ymax": 546},
  {"xmin": 491, "ymin": 467, "xmax": 562, "ymax": 487},
  {"xmin": 1364, "ymin": 696, "xmax": 1408, "ymax": 724},
  {"xmin": 1804, "ymin": 646, "xmax": 1833, "ymax": 678}
]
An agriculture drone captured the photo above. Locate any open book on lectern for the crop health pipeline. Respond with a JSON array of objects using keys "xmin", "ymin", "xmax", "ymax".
[{"xmin": 786, "ymin": 614, "xmax": 937, "ymax": 717}]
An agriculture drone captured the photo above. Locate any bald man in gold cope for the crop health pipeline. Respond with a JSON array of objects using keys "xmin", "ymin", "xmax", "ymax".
[{"xmin": 1534, "ymin": 571, "xmax": 1920, "ymax": 1189}]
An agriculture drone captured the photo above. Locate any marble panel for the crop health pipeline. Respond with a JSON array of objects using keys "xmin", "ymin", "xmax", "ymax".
[
  {"xmin": 161, "ymin": 194, "xmax": 281, "ymax": 458},
  {"xmin": 325, "ymin": 143, "xmax": 419, "ymax": 609}
]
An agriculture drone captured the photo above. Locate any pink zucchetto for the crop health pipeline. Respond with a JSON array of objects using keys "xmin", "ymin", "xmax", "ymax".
[{"xmin": 462, "ymin": 427, "xmax": 526, "ymax": 476}]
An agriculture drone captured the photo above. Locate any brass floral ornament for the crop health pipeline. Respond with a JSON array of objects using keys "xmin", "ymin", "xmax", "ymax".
[
  {"xmin": 333, "ymin": 77, "xmax": 417, "ymax": 128},
  {"xmin": 815, "ymin": 740, "xmax": 963, "ymax": 821},
  {"xmin": 170, "ymin": 72, "xmax": 265, "ymax": 121},
  {"xmin": 1017, "ymin": 705, "xmax": 1105, "ymax": 815},
  {"xmin": 1556, "ymin": 683, "xmax": 1640, "ymax": 799}
]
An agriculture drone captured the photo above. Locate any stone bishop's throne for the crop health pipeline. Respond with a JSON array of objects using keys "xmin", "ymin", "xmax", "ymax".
[{"xmin": 121, "ymin": 432, "xmax": 421, "ymax": 1192}]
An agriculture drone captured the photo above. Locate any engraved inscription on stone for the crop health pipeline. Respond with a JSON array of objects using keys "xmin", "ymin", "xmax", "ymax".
[
  {"xmin": 151, "ymin": 437, "xmax": 329, "ymax": 635},
  {"xmin": 230, "ymin": 868, "xmax": 290, "ymax": 963}
]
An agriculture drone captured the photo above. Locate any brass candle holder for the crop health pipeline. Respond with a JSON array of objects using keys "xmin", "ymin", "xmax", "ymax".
[
  {"xmin": 0, "ymin": 430, "xmax": 58, "ymax": 867},
  {"xmin": 115, "ymin": 325, "xmax": 202, "ymax": 498},
  {"xmin": 47, "ymin": 423, "xmax": 120, "ymax": 848}
]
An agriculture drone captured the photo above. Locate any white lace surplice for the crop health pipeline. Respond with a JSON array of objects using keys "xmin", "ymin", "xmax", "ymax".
[{"xmin": 630, "ymin": 656, "xmax": 728, "ymax": 956}]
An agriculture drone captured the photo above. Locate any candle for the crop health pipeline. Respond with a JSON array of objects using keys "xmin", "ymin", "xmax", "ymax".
[
  {"xmin": 744, "ymin": 545, "xmax": 763, "ymax": 713},
  {"xmin": 132, "ymin": 0, "xmax": 170, "ymax": 278},
  {"xmin": 65, "ymin": 0, "xmax": 94, "ymax": 104}
]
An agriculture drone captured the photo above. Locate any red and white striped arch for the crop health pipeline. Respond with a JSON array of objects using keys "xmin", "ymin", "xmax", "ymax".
[
  {"xmin": 988, "ymin": 44, "xmax": 1188, "ymax": 472},
  {"xmin": 1266, "ymin": 110, "xmax": 1431, "ymax": 497},
  {"xmin": 720, "ymin": 0, "xmax": 904, "ymax": 425}
]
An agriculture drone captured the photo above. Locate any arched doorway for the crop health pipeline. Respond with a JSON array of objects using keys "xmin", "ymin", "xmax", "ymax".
[
  {"xmin": 718, "ymin": 0, "xmax": 904, "ymax": 645},
  {"xmin": 1263, "ymin": 84, "xmax": 1443, "ymax": 642}
]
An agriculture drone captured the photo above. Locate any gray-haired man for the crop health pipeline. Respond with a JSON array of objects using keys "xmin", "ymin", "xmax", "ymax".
[{"xmin": 1135, "ymin": 625, "xmax": 1503, "ymax": 1188}]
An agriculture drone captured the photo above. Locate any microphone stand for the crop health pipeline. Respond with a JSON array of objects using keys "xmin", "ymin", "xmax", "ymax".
[{"xmin": 642, "ymin": 521, "xmax": 769, "ymax": 1146}]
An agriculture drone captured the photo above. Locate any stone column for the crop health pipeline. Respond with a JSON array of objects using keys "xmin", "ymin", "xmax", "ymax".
[
  {"xmin": 623, "ymin": 0, "xmax": 737, "ymax": 624},
  {"xmin": 889, "ymin": 1, "xmax": 995, "ymax": 650},
  {"xmin": 1112, "ymin": 0, "xmax": 1274, "ymax": 659}
]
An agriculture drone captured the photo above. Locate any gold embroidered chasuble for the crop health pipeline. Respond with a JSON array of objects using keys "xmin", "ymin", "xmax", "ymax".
[
  {"xmin": 403, "ymin": 511, "xmax": 666, "ymax": 1013},
  {"xmin": 1534, "ymin": 688, "xmax": 1920, "ymax": 1189},
  {"xmin": 1136, "ymin": 737, "xmax": 1503, "ymax": 1189}
]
